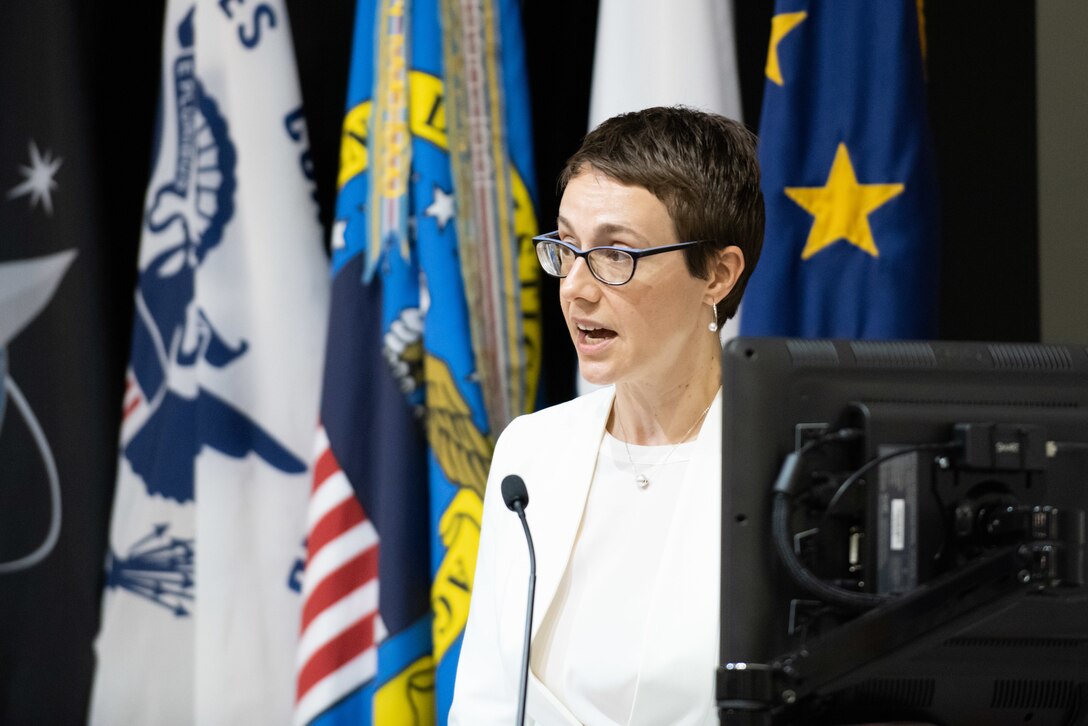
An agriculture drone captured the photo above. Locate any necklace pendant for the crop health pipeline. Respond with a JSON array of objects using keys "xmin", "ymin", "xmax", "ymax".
[{"xmin": 635, "ymin": 473, "xmax": 650, "ymax": 489}]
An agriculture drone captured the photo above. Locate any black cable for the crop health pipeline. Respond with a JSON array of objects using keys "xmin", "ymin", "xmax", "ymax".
[
  {"xmin": 773, "ymin": 436, "xmax": 962, "ymax": 609},
  {"xmin": 822, "ymin": 441, "xmax": 960, "ymax": 520},
  {"xmin": 771, "ymin": 428, "xmax": 892, "ymax": 609},
  {"xmin": 773, "ymin": 491, "xmax": 890, "ymax": 609},
  {"xmin": 800, "ymin": 427, "xmax": 864, "ymax": 459}
]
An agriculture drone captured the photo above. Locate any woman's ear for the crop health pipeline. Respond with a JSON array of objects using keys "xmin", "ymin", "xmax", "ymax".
[{"xmin": 705, "ymin": 245, "xmax": 745, "ymax": 305}]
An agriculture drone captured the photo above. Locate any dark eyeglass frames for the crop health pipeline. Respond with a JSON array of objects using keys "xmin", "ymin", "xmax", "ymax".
[{"xmin": 531, "ymin": 231, "xmax": 711, "ymax": 286}]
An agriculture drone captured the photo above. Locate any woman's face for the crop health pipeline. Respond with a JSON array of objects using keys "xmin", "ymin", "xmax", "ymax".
[{"xmin": 557, "ymin": 170, "xmax": 724, "ymax": 388}]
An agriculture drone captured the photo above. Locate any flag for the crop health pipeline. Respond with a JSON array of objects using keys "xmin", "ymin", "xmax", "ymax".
[
  {"xmin": 0, "ymin": 4, "xmax": 122, "ymax": 721},
  {"xmin": 589, "ymin": 0, "xmax": 742, "ymax": 131},
  {"xmin": 293, "ymin": 0, "xmax": 539, "ymax": 723},
  {"xmin": 583, "ymin": 0, "xmax": 743, "ymax": 387},
  {"xmin": 88, "ymin": 1, "xmax": 329, "ymax": 723},
  {"xmin": 740, "ymin": 0, "xmax": 939, "ymax": 338}
]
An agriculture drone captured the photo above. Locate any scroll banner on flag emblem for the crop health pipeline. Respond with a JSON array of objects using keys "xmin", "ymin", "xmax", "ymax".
[{"xmin": 294, "ymin": 0, "xmax": 540, "ymax": 724}]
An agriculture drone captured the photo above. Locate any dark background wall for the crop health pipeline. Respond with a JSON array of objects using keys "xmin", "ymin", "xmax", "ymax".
[
  {"xmin": 0, "ymin": 1, "xmax": 1043, "ymax": 722},
  {"xmin": 287, "ymin": 0, "xmax": 1043, "ymax": 404},
  {"xmin": 85, "ymin": 0, "xmax": 1043, "ymax": 409}
]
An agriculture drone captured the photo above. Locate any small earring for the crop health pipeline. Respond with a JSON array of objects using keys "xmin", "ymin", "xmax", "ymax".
[{"xmin": 708, "ymin": 302, "xmax": 719, "ymax": 333}]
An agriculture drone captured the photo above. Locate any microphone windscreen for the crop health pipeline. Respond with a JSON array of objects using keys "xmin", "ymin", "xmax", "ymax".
[{"xmin": 501, "ymin": 474, "xmax": 529, "ymax": 511}]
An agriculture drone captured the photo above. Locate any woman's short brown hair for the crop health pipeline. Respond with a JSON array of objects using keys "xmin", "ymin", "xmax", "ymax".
[{"xmin": 558, "ymin": 106, "xmax": 764, "ymax": 325}]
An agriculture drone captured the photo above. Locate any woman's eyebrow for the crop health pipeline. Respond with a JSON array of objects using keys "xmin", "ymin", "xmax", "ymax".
[{"xmin": 556, "ymin": 217, "xmax": 644, "ymax": 241}]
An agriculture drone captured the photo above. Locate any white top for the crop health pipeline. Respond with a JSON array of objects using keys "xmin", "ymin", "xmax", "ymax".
[
  {"xmin": 448, "ymin": 385, "xmax": 722, "ymax": 726},
  {"xmin": 530, "ymin": 432, "xmax": 697, "ymax": 726}
]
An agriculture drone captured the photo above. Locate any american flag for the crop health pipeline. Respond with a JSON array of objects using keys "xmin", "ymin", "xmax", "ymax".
[{"xmin": 295, "ymin": 425, "xmax": 382, "ymax": 725}]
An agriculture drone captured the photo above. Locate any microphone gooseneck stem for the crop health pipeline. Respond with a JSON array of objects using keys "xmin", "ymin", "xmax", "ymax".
[{"xmin": 514, "ymin": 501, "xmax": 536, "ymax": 726}]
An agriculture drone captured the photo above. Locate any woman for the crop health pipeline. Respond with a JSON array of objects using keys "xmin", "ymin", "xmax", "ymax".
[{"xmin": 450, "ymin": 106, "xmax": 764, "ymax": 725}]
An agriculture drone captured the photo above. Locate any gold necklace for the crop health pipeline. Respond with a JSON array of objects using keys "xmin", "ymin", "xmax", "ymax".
[{"xmin": 616, "ymin": 398, "xmax": 714, "ymax": 489}]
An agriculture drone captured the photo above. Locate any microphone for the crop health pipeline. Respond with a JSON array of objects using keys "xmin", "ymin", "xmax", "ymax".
[
  {"xmin": 501, "ymin": 473, "xmax": 529, "ymax": 512},
  {"xmin": 501, "ymin": 474, "xmax": 535, "ymax": 726}
]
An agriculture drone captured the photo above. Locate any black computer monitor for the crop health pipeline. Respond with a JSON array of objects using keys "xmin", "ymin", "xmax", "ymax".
[{"xmin": 718, "ymin": 338, "xmax": 1088, "ymax": 726}]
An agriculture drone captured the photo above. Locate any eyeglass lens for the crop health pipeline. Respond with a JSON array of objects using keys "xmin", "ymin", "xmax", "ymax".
[{"xmin": 536, "ymin": 240, "xmax": 634, "ymax": 284}]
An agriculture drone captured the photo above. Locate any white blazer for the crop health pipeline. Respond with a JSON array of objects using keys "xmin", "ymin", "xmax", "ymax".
[{"xmin": 450, "ymin": 386, "xmax": 723, "ymax": 726}]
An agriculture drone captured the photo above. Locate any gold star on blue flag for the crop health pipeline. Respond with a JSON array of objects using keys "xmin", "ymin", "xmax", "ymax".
[{"xmin": 741, "ymin": 0, "xmax": 939, "ymax": 338}]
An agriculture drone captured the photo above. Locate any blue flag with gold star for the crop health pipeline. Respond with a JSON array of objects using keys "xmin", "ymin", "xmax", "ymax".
[{"xmin": 740, "ymin": 0, "xmax": 939, "ymax": 338}]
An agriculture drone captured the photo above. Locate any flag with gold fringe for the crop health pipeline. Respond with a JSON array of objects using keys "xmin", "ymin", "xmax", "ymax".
[
  {"xmin": 293, "ymin": 0, "xmax": 539, "ymax": 723},
  {"xmin": 740, "ymin": 0, "xmax": 939, "ymax": 338}
]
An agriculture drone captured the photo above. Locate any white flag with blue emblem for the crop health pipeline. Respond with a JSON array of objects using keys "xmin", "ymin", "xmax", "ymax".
[{"xmin": 88, "ymin": 1, "xmax": 328, "ymax": 723}]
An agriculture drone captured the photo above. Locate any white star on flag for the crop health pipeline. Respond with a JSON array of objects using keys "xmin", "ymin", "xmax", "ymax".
[
  {"xmin": 424, "ymin": 185, "xmax": 455, "ymax": 231},
  {"xmin": 331, "ymin": 219, "xmax": 347, "ymax": 250},
  {"xmin": 8, "ymin": 141, "xmax": 63, "ymax": 216}
]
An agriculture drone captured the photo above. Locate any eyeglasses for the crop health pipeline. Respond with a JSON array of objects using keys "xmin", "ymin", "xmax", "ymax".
[{"xmin": 532, "ymin": 231, "xmax": 711, "ymax": 286}]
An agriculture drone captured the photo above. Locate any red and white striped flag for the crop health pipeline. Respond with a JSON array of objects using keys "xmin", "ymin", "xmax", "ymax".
[{"xmin": 294, "ymin": 426, "xmax": 382, "ymax": 724}]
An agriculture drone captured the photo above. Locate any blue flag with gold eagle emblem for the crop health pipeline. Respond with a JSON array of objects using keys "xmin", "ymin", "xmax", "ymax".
[
  {"xmin": 293, "ymin": 0, "xmax": 539, "ymax": 723},
  {"xmin": 740, "ymin": 0, "xmax": 939, "ymax": 338}
]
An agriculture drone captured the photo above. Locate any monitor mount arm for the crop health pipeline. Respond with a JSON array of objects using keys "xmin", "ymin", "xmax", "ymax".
[{"xmin": 717, "ymin": 494, "xmax": 1085, "ymax": 724}]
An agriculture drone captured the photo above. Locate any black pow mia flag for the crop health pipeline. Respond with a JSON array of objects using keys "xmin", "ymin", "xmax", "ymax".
[{"xmin": 0, "ymin": 2, "xmax": 159, "ymax": 723}]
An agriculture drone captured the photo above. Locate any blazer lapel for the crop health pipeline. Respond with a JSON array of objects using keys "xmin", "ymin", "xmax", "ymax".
[
  {"xmin": 529, "ymin": 386, "xmax": 615, "ymax": 642},
  {"xmin": 526, "ymin": 670, "xmax": 583, "ymax": 726}
]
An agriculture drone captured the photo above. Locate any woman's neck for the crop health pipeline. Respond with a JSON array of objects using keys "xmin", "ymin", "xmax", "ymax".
[{"xmin": 609, "ymin": 366, "xmax": 721, "ymax": 446}]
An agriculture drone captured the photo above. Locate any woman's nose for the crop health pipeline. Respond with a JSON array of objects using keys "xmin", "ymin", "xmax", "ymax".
[{"xmin": 559, "ymin": 256, "xmax": 601, "ymax": 304}]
